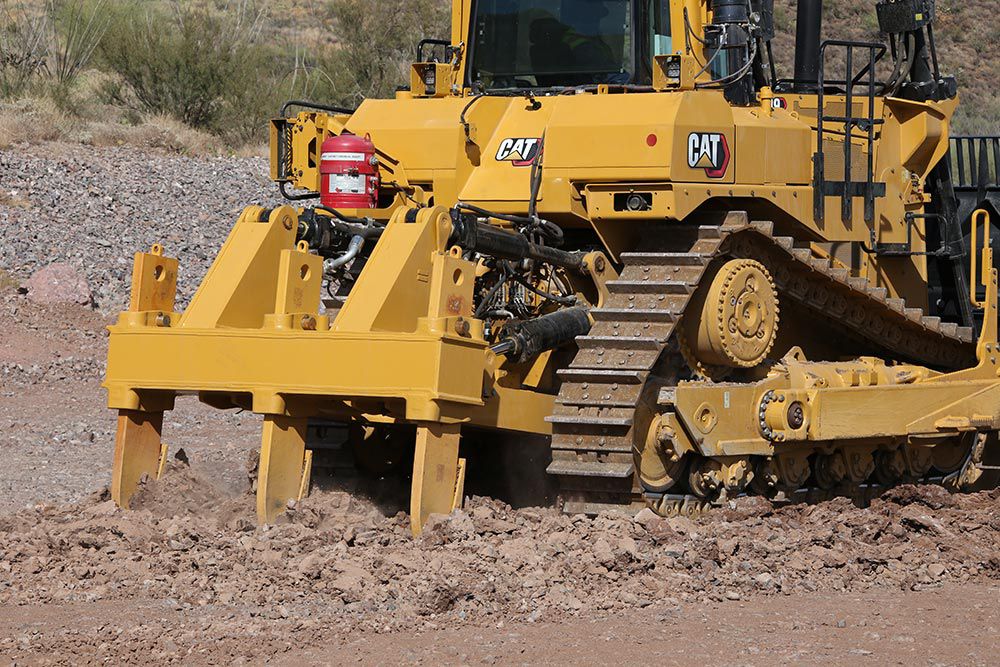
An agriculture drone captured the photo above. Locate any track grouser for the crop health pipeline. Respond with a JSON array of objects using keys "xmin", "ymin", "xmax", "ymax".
[{"xmin": 105, "ymin": 0, "xmax": 1000, "ymax": 534}]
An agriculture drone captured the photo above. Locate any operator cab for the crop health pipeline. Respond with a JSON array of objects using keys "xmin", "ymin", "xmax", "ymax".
[{"xmin": 468, "ymin": 0, "xmax": 682, "ymax": 90}]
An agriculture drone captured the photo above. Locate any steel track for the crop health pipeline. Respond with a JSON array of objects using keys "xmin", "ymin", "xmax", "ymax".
[{"xmin": 546, "ymin": 212, "xmax": 976, "ymax": 515}]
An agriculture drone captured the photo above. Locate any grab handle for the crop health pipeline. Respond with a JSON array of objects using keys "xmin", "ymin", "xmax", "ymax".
[{"xmin": 971, "ymin": 209, "xmax": 993, "ymax": 309}]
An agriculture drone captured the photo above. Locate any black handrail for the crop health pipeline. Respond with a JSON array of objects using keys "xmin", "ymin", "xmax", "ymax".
[
  {"xmin": 814, "ymin": 39, "xmax": 888, "ymax": 225},
  {"xmin": 950, "ymin": 136, "xmax": 1000, "ymax": 192}
]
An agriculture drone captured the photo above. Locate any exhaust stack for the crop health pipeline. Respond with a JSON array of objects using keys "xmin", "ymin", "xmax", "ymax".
[{"xmin": 793, "ymin": 0, "xmax": 823, "ymax": 92}]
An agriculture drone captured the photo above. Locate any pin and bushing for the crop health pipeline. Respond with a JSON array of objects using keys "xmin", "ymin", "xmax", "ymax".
[{"xmin": 758, "ymin": 390, "xmax": 810, "ymax": 441}]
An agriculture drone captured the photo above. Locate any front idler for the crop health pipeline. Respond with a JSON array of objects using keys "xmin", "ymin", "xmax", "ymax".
[{"xmin": 680, "ymin": 259, "xmax": 780, "ymax": 379}]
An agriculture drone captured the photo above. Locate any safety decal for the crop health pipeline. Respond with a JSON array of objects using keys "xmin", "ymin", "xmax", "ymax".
[{"xmin": 687, "ymin": 132, "xmax": 731, "ymax": 179}]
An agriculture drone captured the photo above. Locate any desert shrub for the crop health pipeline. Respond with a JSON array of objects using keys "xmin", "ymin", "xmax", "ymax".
[
  {"xmin": 96, "ymin": 0, "xmax": 272, "ymax": 139},
  {"xmin": 48, "ymin": 0, "xmax": 111, "ymax": 88},
  {"xmin": 0, "ymin": 2, "xmax": 51, "ymax": 98},
  {"xmin": 322, "ymin": 0, "xmax": 452, "ymax": 106},
  {"xmin": 0, "ymin": 97, "xmax": 67, "ymax": 148},
  {"xmin": 0, "ymin": 0, "xmax": 110, "ymax": 100},
  {"xmin": 88, "ymin": 0, "xmax": 451, "ymax": 143}
]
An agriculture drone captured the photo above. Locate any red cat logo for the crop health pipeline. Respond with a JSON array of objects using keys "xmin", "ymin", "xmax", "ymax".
[
  {"xmin": 495, "ymin": 138, "xmax": 541, "ymax": 166},
  {"xmin": 687, "ymin": 132, "xmax": 731, "ymax": 179}
]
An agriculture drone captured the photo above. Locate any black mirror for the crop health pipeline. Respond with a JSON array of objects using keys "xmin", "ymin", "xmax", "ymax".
[{"xmin": 417, "ymin": 39, "xmax": 455, "ymax": 63}]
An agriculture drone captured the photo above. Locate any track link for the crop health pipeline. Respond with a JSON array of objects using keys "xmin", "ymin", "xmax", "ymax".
[{"xmin": 546, "ymin": 213, "xmax": 976, "ymax": 515}]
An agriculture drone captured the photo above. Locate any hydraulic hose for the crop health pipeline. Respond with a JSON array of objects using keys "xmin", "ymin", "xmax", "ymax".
[
  {"xmin": 280, "ymin": 99, "xmax": 356, "ymax": 117},
  {"xmin": 280, "ymin": 182, "xmax": 319, "ymax": 202},
  {"xmin": 449, "ymin": 212, "xmax": 584, "ymax": 272},
  {"xmin": 326, "ymin": 235, "xmax": 365, "ymax": 270},
  {"xmin": 296, "ymin": 208, "xmax": 384, "ymax": 259},
  {"xmin": 490, "ymin": 307, "xmax": 592, "ymax": 363},
  {"xmin": 456, "ymin": 203, "xmax": 564, "ymax": 245},
  {"xmin": 314, "ymin": 206, "xmax": 377, "ymax": 229}
]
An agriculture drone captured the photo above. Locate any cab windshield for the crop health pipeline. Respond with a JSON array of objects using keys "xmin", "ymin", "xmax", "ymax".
[{"xmin": 470, "ymin": 0, "xmax": 634, "ymax": 90}]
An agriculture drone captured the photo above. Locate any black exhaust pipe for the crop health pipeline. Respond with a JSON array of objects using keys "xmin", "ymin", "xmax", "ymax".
[{"xmin": 793, "ymin": 0, "xmax": 823, "ymax": 93}]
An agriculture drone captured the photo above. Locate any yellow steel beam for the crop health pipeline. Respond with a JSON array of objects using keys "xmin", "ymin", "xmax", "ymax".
[
  {"xmin": 105, "ymin": 327, "xmax": 554, "ymax": 434},
  {"xmin": 810, "ymin": 380, "xmax": 1000, "ymax": 440},
  {"xmin": 179, "ymin": 206, "xmax": 298, "ymax": 329},
  {"xmin": 105, "ymin": 329, "xmax": 486, "ymax": 417},
  {"xmin": 675, "ymin": 362, "xmax": 1000, "ymax": 457}
]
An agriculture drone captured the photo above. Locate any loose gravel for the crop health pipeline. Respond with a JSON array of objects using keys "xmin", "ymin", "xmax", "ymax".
[
  {"xmin": 0, "ymin": 143, "xmax": 279, "ymax": 311},
  {"xmin": 2, "ymin": 462, "xmax": 999, "ymax": 662}
]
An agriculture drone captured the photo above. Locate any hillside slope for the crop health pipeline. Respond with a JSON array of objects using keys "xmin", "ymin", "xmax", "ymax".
[{"xmin": 771, "ymin": 0, "xmax": 996, "ymax": 134}]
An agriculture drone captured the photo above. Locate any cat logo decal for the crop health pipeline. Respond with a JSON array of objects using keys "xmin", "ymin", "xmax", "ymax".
[
  {"xmin": 495, "ymin": 138, "xmax": 541, "ymax": 166},
  {"xmin": 687, "ymin": 132, "xmax": 731, "ymax": 179}
]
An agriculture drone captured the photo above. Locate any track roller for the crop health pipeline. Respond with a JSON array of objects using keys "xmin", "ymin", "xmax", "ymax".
[
  {"xmin": 874, "ymin": 448, "xmax": 906, "ymax": 485},
  {"xmin": 775, "ymin": 452, "xmax": 811, "ymax": 492},
  {"xmin": 843, "ymin": 447, "xmax": 877, "ymax": 484},
  {"xmin": 814, "ymin": 451, "xmax": 848, "ymax": 489}
]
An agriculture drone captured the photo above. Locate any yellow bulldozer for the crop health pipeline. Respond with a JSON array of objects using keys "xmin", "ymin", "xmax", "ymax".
[{"xmin": 105, "ymin": 0, "xmax": 1000, "ymax": 535}]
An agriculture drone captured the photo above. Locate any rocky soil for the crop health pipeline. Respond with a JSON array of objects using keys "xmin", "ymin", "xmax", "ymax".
[
  {"xmin": 2, "ymin": 455, "xmax": 1000, "ymax": 664},
  {"xmin": 3, "ymin": 141, "xmax": 1000, "ymax": 664},
  {"xmin": 0, "ymin": 143, "xmax": 276, "ymax": 311}
]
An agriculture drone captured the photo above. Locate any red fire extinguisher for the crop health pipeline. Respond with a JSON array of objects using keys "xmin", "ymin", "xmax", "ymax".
[{"xmin": 319, "ymin": 132, "xmax": 380, "ymax": 209}]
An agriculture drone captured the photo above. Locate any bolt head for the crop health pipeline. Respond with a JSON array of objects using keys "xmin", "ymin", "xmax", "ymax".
[{"xmin": 787, "ymin": 401, "xmax": 805, "ymax": 429}]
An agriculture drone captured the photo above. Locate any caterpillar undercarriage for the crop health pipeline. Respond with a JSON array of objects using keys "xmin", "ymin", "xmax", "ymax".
[{"xmin": 105, "ymin": 0, "xmax": 1000, "ymax": 534}]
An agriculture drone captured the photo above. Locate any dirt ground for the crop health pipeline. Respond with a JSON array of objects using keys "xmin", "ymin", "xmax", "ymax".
[{"xmin": 2, "ymin": 291, "xmax": 1000, "ymax": 665}]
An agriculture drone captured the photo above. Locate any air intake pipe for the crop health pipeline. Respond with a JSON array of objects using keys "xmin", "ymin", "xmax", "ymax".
[{"xmin": 793, "ymin": 0, "xmax": 823, "ymax": 93}]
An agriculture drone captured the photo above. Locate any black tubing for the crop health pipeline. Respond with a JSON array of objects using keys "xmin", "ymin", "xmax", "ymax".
[
  {"xmin": 280, "ymin": 99, "xmax": 356, "ymax": 118},
  {"xmin": 450, "ymin": 214, "xmax": 584, "ymax": 271},
  {"xmin": 491, "ymin": 307, "xmax": 592, "ymax": 362},
  {"xmin": 279, "ymin": 182, "xmax": 319, "ymax": 202}
]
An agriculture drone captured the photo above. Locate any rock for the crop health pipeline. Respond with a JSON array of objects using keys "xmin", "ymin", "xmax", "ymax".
[
  {"xmin": 167, "ymin": 538, "xmax": 193, "ymax": 551},
  {"xmin": 927, "ymin": 563, "xmax": 946, "ymax": 578},
  {"xmin": 296, "ymin": 551, "xmax": 326, "ymax": 579},
  {"xmin": 899, "ymin": 506, "xmax": 951, "ymax": 536},
  {"xmin": 717, "ymin": 538, "xmax": 739, "ymax": 558},
  {"xmin": 617, "ymin": 536, "xmax": 639, "ymax": 559},
  {"xmin": 482, "ymin": 517, "xmax": 518, "ymax": 534},
  {"xmin": 330, "ymin": 563, "xmax": 370, "ymax": 602},
  {"xmin": 83, "ymin": 500, "xmax": 119, "ymax": 518},
  {"xmin": 633, "ymin": 507, "xmax": 660, "ymax": 527},
  {"xmin": 24, "ymin": 263, "xmax": 92, "ymax": 306},
  {"xmin": 754, "ymin": 572, "xmax": 775, "ymax": 590},
  {"xmin": 593, "ymin": 538, "xmax": 615, "ymax": 566}
]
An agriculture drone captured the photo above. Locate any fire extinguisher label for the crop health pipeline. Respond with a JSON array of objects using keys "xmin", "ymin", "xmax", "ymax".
[
  {"xmin": 329, "ymin": 173, "xmax": 366, "ymax": 194},
  {"xmin": 321, "ymin": 152, "xmax": 366, "ymax": 162}
]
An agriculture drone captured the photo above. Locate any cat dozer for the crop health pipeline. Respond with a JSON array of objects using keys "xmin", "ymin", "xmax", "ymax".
[{"xmin": 105, "ymin": 0, "xmax": 1000, "ymax": 534}]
